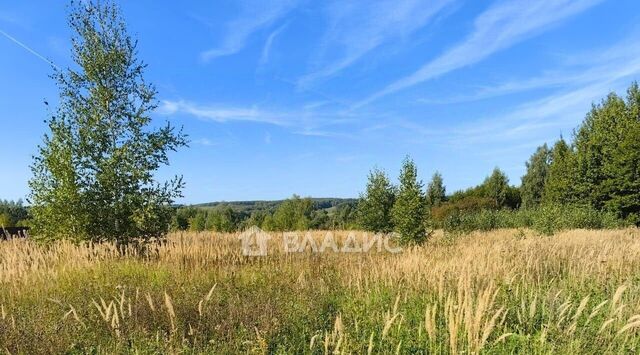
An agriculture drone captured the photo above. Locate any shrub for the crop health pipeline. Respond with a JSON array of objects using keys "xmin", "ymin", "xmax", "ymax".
[
  {"xmin": 442, "ymin": 204, "xmax": 627, "ymax": 235},
  {"xmin": 431, "ymin": 197, "xmax": 497, "ymax": 227},
  {"xmin": 532, "ymin": 204, "xmax": 624, "ymax": 235}
]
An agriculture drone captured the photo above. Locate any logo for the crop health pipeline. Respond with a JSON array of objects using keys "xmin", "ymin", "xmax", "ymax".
[
  {"xmin": 238, "ymin": 226, "xmax": 272, "ymax": 256},
  {"xmin": 238, "ymin": 227, "xmax": 403, "ymax": 256}
]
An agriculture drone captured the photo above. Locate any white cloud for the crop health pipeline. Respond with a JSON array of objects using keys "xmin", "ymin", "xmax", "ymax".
[
  {"xmin": 356, "ymin": 0, "xmax": 603, "ymax": 107},
  {"xmin": 166, "ymin": 25, "xmax": 640, "ymax": 151},
  {"xmin": 194, "ymin": 138, "xmax": 218, "ymax": 146},
  {"xmin": 298, "ymin": 0, "xmax": 454, "ymax": 87},
  {"xmin": 419, "ymin": 37, "xmax": 640, "ymax": 104},
  {"xmin": 418, "ymin": 72, "xmax": 584, "ymax": 105},
  {"xmin": 159, "ymin": 100, "xmax": 292, "ymax": 126},
  {"xmin": 382, "ymin": 34, "xmax": 640, "ymax": 149},
  {"xmin": 293, "ymin": 128, "xmax": 354, "ymax": 139},
  {"xmin": 158, "ymin": 99, "xmax": 357, "ymax": 139},
  {"xmin": 436, "ymin": 79, "xmax": 632, "ymax": 147},
  {"xmin": 435, "ymin": 35, "xmax": 640, "ymax": 145},
  {"xmin": 258, "ymin": 23, "xmax": 288, "ymax": 68},
  {"xmin": 200, "ymin": 0, "xmax": 297, "ymax": 61}
]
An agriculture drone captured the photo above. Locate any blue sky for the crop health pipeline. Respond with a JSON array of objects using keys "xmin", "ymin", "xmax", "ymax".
[{"xmin": 1, "ymin": 0, "xmax": 640, "ymax": 204}]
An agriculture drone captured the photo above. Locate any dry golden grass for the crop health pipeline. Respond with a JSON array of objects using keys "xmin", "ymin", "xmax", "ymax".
[{"xmin": 1, "ymin": 228, "xmax": 640, "ymax": 353}]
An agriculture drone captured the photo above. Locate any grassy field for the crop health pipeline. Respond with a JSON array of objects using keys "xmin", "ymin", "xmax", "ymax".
[{"xmin": 1, "ymin": 229, "xmax": 640, "ymax": 354}]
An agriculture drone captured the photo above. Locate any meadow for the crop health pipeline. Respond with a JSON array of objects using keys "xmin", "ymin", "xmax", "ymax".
[{"xmin": 1, "ymin": 229, "xmax": 640, "ymax": 354}]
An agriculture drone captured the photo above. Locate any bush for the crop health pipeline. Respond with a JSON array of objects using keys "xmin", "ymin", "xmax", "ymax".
[
  {"xmin": 531, "ymin": 204, "xmax": 624, "ymax": 235},
  {"xmin": 442, "ymin": 204, "xmax": 627, "ymax": 235},
  {"xmin": 431, "ymin": 197, "xmax": 497, "ymax": 225}
]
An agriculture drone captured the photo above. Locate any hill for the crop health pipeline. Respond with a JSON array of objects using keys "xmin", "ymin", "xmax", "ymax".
[{"xmin": 191, "ymin": 197, "xmax": 358, "ymax": 214}]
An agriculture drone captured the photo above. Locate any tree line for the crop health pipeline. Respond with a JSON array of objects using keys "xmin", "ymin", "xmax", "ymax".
[
  {"xmin": 356, "ymin": 83, "xmax": 640, "ymax": 242},
  {"xmin": 521, "ymin": 85, "xmax": 640, "ymax": 224},
  {"xmin": 171, "ymin": 196, "xmax": 357, "ymax": 232},
  {"xmin": 355, "ymin": 159, "xmax": 523, "ymax": 244},
  {"xmin": 0, "ymin": 200, "xmax": 29, "ymax": 227}
]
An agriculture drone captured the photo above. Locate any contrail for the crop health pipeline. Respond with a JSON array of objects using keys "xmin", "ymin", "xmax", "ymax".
[{"xmin": 0, "ymin": 28, "xmax": 59, "ymax": 69}]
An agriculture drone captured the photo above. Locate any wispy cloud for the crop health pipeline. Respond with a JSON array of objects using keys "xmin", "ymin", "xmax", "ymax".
[
  {"xmin": 385, "ymin": 33, "xmax": 640, "ymax": 148},
  {"xmin": 159, "ymin": 100, "xmax": 292, "ymax": 126},
  {"xmin": 418, "ymin": 72, "xmax": 580, "ymax": 105},
  {"xmin": 356, "ymin": 0, "xmax": 603, "ymax": 107},
  {"xmin": 425, "ymin": 78, "xmax": 636, "ymax": 148},
  {"xmin": 0, "ymin": 28, "xmax": 58, "ymax": 68},
  {"xmin": 200, "ymin": 0, "xmax": 297, "ymax": 62},
  {"xmin": 194, "ymin": 138, "xmax": 218, "ymax": 146},
  {"xmin": 298, "ymin": 0, "xmax": 454, "ymax": 88},
  {"xmin": 419, "ymin": 36, "xmax": 640, "ymax": 104},
  {"xmin": 447, "ymin": 81, "xmax": 617, "ymax": 146},
  {"xmin": 159, "ymin": 99, "xmax": 358, "ymax": 139},
  {"xmin": 275, "ymin": 76, "xmax": 353, "ymax": 109},
  {"xmin": 258, "ymin": 22, "xmax": 288, "ymax": 68},
  {"xmin": 292, "ymin": 127, "xmax": 355, "ymax": 139}
]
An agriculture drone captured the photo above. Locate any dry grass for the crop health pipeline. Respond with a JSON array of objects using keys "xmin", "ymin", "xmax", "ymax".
[{"xmin": 1, "ymin": 228, "xmax": 640, "ymax": 353}]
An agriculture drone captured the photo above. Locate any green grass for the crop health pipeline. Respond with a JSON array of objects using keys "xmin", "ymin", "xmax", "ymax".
[{"xmin": 2, "ymin": 229, "xmax": 640, "ymax": 353}]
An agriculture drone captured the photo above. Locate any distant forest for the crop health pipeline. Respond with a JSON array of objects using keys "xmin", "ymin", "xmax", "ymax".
[{"xmin": 172, "ymin": 197, "xmax": 359, "ymax": 232}]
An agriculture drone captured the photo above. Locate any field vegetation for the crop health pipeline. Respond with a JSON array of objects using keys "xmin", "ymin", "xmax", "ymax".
[{"xmin": 2, "ymin": 229, "xmax": 640, "ymax": 353}]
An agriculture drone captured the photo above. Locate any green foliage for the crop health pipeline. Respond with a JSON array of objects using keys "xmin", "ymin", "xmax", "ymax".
[
  {"xmin": 170, "ymin": 206, "xmax": 196, "ymax": 231},
  {"xmin": 205, "ymin": 206, "xmax": 240, "ymax": 232},
  {"xmin": 177, "ymin": 207, "xmax": 243, "ymax": 232},
  {"xmin": 391, "ymin": 157, "xmax": 427, "ymax": 245},
  {"xmin": 541, "ymin": 82, "xmax": 640, "ymax": 224},
  {"xmin": 521, "ymin": 144, "xmax": 551, "ymax": 208},
  {"xmin": 431, "ymin": 196, "xmax": 498, "ymax": 223},
  {"xmin": 29, "ymin": 1, "xmax": 187, "ymax": 244},
  {"xmin": 426, "ymin": 171, "xmax": 446, "ymax": 208},
  {"xmin": 263, "ymin": 195, "xmax": 314, "ymax": 231},
  {"xmin": 188, "ymin": 212, "xmax": 207, "ymax": 232},
  {"xmin": 310, "ymin": 210, "xmax": 329, "ymax": 229},
  {"xmin": 543, "ymin": 138, "xmax": 576, "ymax": 205},
  {"xmin": 356, "ymin": 168, "xmax": 396, "ymax": 233},
  {"xmin": 242, "ymin": 210, "xmax": 269, "ymax": 230},
  {"xmin": 449, "ymin": 168, "xmax": 520, "ymax": 209},
  {"xmin": 441, "ymin": 204, "xmax": 626, "ymax": 235},
  {"xmin": 572, "ymin": 84, "xmax": 640, "ymax": 223},
  {"xmin": 375, "ymin": 82, "xmax": 640, "ymax": 234},
  {"xmin": 170, "ymin": 198, "xmax": 358, "ymax": 232},
  {"xmin": 0, "ymin": 199, "xmax": 29, "ymax": 227},
  {"xmin": 482, "ymin": 168, "xmax": 515, "ymax": 208},
  {"xmin": 532, "ymin": 204, "xmax": 624, "ymax": 235},
  {"xmin": 195, "ymin": 198, "xmax": 356, "ymax": 214},
  {"xmin": 328, "ymin": 202, "xmax": 358, "ymax": 230},
  {"xmin": 0, "ymin": 213, "xmax": 10, "ymax": 228}
]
